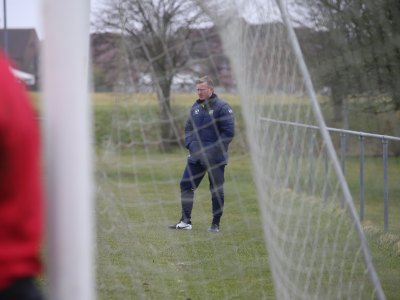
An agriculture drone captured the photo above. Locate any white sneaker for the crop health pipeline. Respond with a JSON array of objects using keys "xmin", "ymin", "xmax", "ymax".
[{"xmin": 168, "ymin": 221, "xmax": 192, "ymax": 230}]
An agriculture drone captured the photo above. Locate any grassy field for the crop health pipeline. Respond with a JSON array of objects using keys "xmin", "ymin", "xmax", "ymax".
[
  {"xmin": 96, "ymin": 150, "xmax": 400, "ymax": 299},
  {"xmin": 96, "ymin": 151, "xmax": 274, "ymax": 299},
  {"xmin": 31, "ymin": 92, "xmax": 400, "ymax": 299},
  {"xmin": 89, "ymin": 92, "xmax": 400, "ymax": 230}
]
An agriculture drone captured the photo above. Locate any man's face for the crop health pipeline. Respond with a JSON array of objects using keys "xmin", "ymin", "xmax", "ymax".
[{"xmin": 196, "ymin": 82, "xmax": 213, "ymax": 100}]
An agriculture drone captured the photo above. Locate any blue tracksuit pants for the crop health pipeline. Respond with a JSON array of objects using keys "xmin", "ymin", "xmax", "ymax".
[{"xmin": 180, "ymin": 161, "xmax": 225, "ymax": 225}]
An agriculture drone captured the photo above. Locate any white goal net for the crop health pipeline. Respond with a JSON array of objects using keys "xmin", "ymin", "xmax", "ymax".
[{"xmin": 90, "ymin": 0, "xmax": 388, "ymax": 299}]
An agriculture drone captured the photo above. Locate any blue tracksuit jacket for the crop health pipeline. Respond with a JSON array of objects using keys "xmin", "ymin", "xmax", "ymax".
[{"xmin": 184, "ymin": 94, "xmax": 234, "ymax": 165}]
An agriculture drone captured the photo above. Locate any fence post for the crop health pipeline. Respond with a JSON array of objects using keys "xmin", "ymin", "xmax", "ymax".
[
  {"xmin": 308, "ymin": 130, "xmax": 315, "ymax": 194},
  {"xmin": 283, "ymin": 132, "xmax": 289, "ymax": 188},
  {"xmin": 359, "ymin": 135, "xmax": 365, "ymax": 222},
  {"xmin": 382, "ymin": 138, "xmax": 389, "ymax": 231},
  {"xmin": 340, "ymin": 132, "xmax": 347, "ymax": 207},
  {"xmin": 323, "ymin": 145, "xmax": 329, "ymax": 201},
  {"xmin": 340, "ymin": 131, "xmax": 347, "ymax": 173}
]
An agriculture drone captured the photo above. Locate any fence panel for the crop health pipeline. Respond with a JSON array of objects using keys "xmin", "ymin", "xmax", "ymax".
[{"xmin": 261, "ymin": 117, "xmax": 400, "ymax": 232}]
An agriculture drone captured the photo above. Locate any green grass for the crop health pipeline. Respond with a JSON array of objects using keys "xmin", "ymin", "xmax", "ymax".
[
  {"xmin": 96, "ymin": 152, "xmax": 274, "ymax": 299},
  {"xmin": 29, "ymin": 91, "xmax": 400, "ymax": 299},
  {"xmin": 95, "ymin": 150, "xmax": 400, "ymax": 299},
  {"xmin": 91, "ymin": 92, "xmax": 400, "ymax": 299}
]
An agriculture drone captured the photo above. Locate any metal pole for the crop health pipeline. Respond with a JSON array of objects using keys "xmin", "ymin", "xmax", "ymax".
[
  {"xmin": 42, "ymin": 1, "xmax": 95, "ymax": 299},
  {"xmin": 308, "ymin": 131, "xmax": 315, "ymax": 194},
  {"xmin": 283, "ymin": 133, "xmax": 289, "ymax": 188},
  {"xmin": 2, "ymin": 0, "xmax": 8, "ymax": 55},
  {"xmin": 340, "ymin": 132, "xmax": 347, "ymax": 174},
  {"xmin": 340, "ymin": 132, "xmax": 347, "ymax": 208},
  {"xmin": 359, "ymin": 135, "xmax": 365, "ymax": 222},
  {"xmin": 323, "ymin": 145, "xmax": 329, "ymax": 201},
  {"xmin": 382, "ymin": 139, "xmax": 389, "ymax": 231},
  {"xmin": 259, "ymin": 117, "xmax": 400, "ymax": 142}
]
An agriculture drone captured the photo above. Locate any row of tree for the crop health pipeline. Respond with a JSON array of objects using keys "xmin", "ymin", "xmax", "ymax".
[{"xmin": 298, "ymin": 0, "xmax": 400, "ymax": 120}]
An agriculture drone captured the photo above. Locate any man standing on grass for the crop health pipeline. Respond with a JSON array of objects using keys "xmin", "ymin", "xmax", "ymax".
[{"xmin": 169, "ymin": 76, "xmax": 234, "ymax": 233}]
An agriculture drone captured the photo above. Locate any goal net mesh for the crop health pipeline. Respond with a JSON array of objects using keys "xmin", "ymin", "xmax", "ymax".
[{"xmin": 92, "ymin": 0, "xmax": 385, "ymax": 299}]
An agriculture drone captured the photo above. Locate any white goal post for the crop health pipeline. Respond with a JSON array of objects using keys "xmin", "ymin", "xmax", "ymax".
[{"xmin": 41, "ymin": 1, "xmax": 95, "ymax": 299}]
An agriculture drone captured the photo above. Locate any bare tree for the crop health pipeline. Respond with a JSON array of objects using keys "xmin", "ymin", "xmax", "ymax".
[{"xmin": 95, "ymin": 0, "xmax": 207, "ymax": 150}]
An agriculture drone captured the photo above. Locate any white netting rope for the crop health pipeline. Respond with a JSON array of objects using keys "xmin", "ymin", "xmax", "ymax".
[{"xmin": 93, "ymin": 0, "xmax": 386, "ymax": 299}]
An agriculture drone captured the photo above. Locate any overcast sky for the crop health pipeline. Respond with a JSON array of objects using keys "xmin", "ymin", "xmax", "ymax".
[
  {"xmin": 1, "ymin": 0, "xmax": 310, "ymax": 40},
  {"xmin": 0, "ymin": 0, "xmax": 102, "ymax": 39}
]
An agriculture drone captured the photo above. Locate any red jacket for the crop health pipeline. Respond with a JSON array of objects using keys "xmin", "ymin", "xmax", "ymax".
[{"xmin": 0, "ymin": 51, "xmax": 43, "ymax": 290}]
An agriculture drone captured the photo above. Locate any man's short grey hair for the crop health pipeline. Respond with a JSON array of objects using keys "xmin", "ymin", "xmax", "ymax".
[{"xmin": 196, "ymin": 76, "xmax": 214, "ymax": 88}]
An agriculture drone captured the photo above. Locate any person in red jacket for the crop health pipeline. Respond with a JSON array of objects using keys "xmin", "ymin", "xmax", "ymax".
[{"xmin": 0, "ymin": 51, "xmax": 44, "ymax": 299}]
